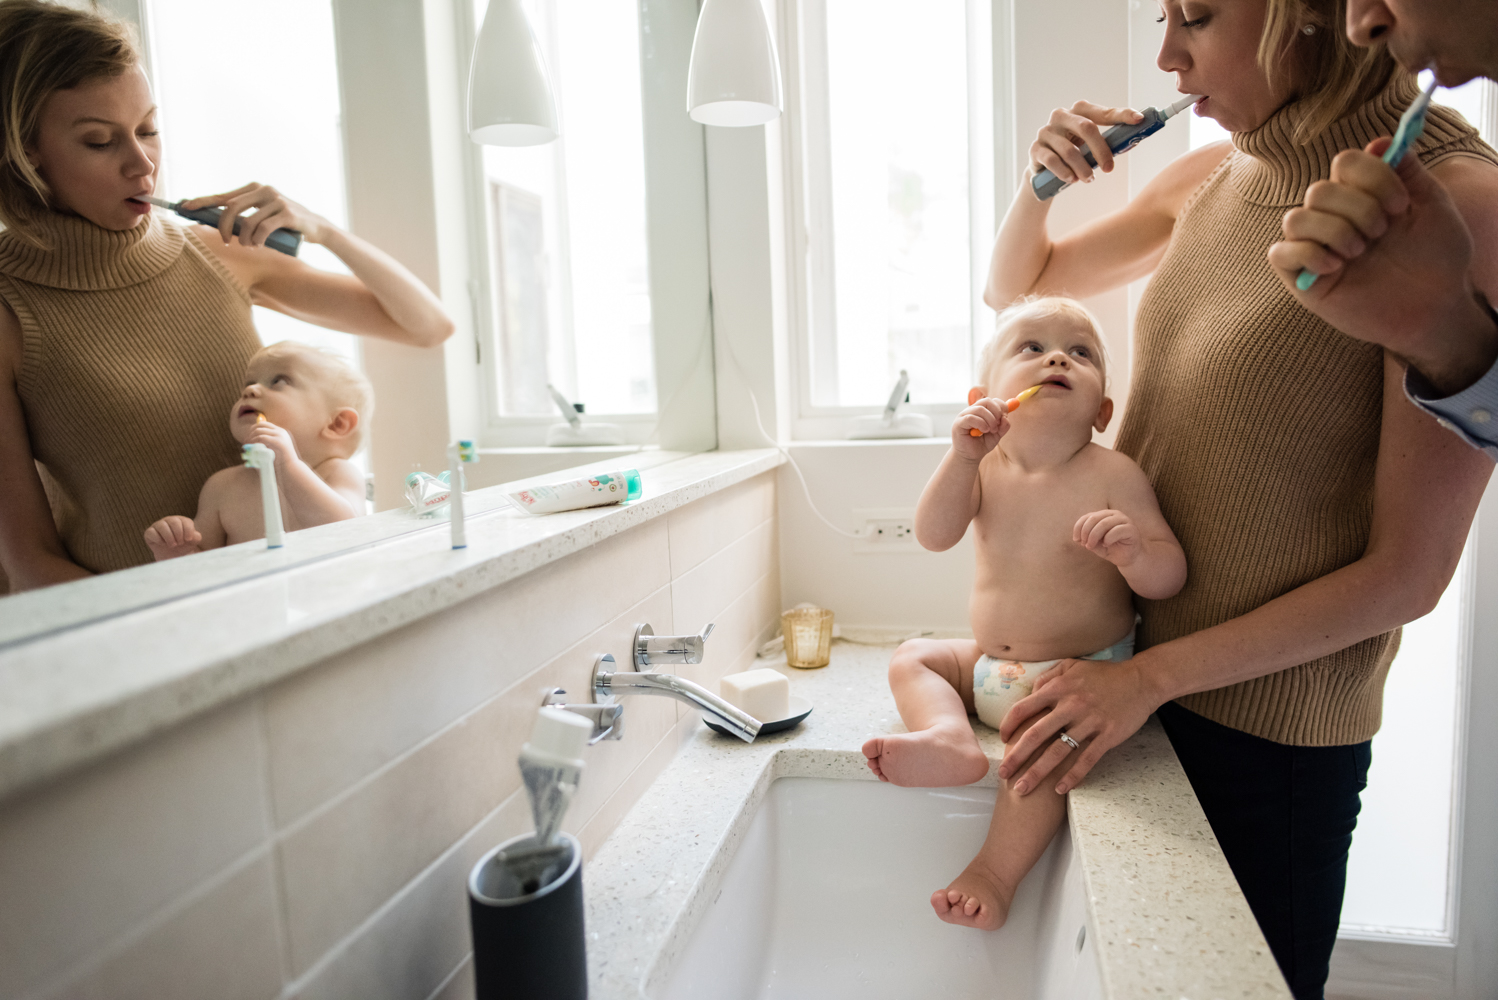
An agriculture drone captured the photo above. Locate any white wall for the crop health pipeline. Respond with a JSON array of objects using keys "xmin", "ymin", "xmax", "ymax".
[{"xmin": 0, "ymin": 474, "xmax": 779, "ymax": 1000}]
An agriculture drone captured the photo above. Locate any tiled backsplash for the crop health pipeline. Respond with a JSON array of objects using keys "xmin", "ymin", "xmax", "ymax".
[{"xmin": 0, "ymin": 472, "xmax": 779, "ymax": 1000}]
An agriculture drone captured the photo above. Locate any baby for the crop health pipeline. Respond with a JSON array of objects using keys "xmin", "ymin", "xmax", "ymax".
[
  {"xmin": 861, "ymin": 296, "xmax": 1186, "ymax": 930},
  {"xmin": 144, "ymin": 342, "xmax": 372, "ymax": 559}
]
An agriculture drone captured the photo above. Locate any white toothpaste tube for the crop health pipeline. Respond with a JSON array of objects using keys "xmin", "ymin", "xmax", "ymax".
[{"xmin": 506, "ymin": 469, "xmax": 643, "ymax": 515}]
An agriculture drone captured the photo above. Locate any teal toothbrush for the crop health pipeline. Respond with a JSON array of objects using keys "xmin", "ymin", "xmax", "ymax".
[{"xmin": 1296, "ymin": 77, "xmax": 1439, "ymax": 291}]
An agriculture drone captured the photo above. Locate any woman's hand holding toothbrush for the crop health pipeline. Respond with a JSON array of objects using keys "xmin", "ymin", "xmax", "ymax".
[
  {"xmin": 182, "ymin": 183, "xmax": 332, "ymax": 250},
  {"xmin": 1030, "ymin": 101, "xmax": 1145, "ymax": 190},
  {"xmin": 1269, "ymin": 139, "xmax": 1498, "ymax": 395}
]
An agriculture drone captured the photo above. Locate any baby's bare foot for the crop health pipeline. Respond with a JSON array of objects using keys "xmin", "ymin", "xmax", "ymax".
[
  {"xmin": 861, "ymin": 726, "xmax": 988, "ymax": 787},
  {"xmin": 930, "ymin": 854, "xmax": 1017, "ymax": 931}
]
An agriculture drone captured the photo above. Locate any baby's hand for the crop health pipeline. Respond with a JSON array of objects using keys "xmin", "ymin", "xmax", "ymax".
[
  {"xmin": 244, "ymin": 419, "xmax": 301, "ymax": 468},
  {"xmin": 953, "ymin": 397, "xmax": 1009, "ymax": 460},
  {"xmin": 144, "ymin": 515, "xmax": 202, "ymax": 561},
  {"xmin": 1073, "ymin": 509, "xmax": 1140, "ymax": 567}
]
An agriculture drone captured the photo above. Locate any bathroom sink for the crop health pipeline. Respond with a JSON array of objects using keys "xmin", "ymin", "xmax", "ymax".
[{"xmin": 646, "ymin": 777, "xmax": 1101, "ymax": 1000}]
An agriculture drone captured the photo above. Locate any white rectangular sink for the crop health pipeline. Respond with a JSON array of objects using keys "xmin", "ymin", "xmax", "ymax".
[{"xmin": 647, "ymin": 777, "xmax": 1102, "ymax": 1000}]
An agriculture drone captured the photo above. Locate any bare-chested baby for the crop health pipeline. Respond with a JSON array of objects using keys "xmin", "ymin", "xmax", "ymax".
[
  {"xmin": 144, "ymin": 342, "xmax": 371, "ymax": 559},
  {"xmin": 861, "ymin": 296, "xmax": 1186, "ymax": 931}
]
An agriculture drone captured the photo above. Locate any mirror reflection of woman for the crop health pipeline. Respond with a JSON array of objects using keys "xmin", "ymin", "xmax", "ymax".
[
  {"xmin": 985, "ymin": 1, "xmax": 1497, "ymax": 997},
  {"xmin": 0, "ymin": 0, "xmax": 453, "ymax": 592}
]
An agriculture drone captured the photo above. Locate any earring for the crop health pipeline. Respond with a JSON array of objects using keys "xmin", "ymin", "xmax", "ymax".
[{"xmin": 1302, "ymin": 23, "xmax": 1316, "ymax": 35}]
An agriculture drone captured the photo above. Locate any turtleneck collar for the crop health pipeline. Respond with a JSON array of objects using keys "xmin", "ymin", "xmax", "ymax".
[
  {"xmin": 1228, "ymin": 72, "xmax": 1474, "ymax": 207},
  {"xmin": 0, "ymin": 210, "xmax": 184, "ymax": 290}
]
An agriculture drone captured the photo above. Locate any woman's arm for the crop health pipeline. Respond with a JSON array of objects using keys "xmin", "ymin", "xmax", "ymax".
[
  {"xmin": 999, "ymin": 352, "xmax": 1493, "ymax": 794},
  {"xmin": 185, "ymin": 183, "xmax": 455, "ymax": 348},
  {"xmin": 0, "ymin": 304, "xmax": 91, "ymax": 590},
  {"xmin": 985, "ymin": 103, "xmax": 1231, "ymax": 310}
]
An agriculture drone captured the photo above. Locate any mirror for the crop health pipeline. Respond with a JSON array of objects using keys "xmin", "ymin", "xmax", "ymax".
[{"xmin": 0, "ymin": 0, "xmax": 713, "ymax": 638}]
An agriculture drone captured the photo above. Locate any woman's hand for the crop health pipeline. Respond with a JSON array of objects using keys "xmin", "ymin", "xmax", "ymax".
[
  {"xmin": 1030, "ymin": 102, "xmax": 1144, "ymax": 190},
  {"xmin": 997, "ymin": 654, "xmax": 1163, "ymax": 795},
  {"xmin": 953, "ymin": 395, "xmax": 1010, "ymax": 461},
  {"xmin": 144, "ymin": 515, "xmax": 202, "ymax": 561},
  {"xmin": 183, "ymin": 183, "xmax": 333, "ymax": 249}
]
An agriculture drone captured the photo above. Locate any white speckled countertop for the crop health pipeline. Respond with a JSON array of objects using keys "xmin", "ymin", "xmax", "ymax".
[
  {"xmin": 584, "ymin": 642, "xmax": 1293, "ymax": 1000},
  {"xmin": 0, "ymin": 449, "xmax": 781, "ymax": 801}
]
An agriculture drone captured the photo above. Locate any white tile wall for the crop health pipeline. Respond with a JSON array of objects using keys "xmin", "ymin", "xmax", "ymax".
[{"xmin": 1, "ymin": 473, "xmax": 779, "ymax": 1000}]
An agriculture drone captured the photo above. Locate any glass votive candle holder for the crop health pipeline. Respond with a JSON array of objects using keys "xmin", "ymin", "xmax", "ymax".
[{"xmin": 782, "ymin": 606, "xmax": 833, "ymax": 669}]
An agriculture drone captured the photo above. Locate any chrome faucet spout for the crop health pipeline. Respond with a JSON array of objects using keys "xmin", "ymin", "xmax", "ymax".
[{"xmin": 599, "ymin": 670, "xmax": 760, "ymax": 743}]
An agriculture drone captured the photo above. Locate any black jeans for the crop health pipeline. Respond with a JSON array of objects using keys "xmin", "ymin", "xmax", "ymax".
[{"xmin": 1156, "ymin": 701, "xmax": 1372, "ymax": 1000}]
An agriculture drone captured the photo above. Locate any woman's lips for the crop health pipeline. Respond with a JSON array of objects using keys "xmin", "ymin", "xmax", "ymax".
[{"xmin": 125, "ymin": 198, "xmax": 150, "ymax": 216}]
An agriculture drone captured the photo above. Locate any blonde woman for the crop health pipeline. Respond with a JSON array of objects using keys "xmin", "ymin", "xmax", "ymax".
[
  {"xmin": 982, "ymin": 1, "xmax": 1497, "ymax": 996},
  {"xmin": 0, "ymin": 0, "xmax": 453, "ymax": 590}
]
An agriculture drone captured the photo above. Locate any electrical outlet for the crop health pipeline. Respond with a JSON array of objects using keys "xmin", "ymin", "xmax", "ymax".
[{"xmin": 852, "ymin": 507, "xmax": 921, "ymax": 552}]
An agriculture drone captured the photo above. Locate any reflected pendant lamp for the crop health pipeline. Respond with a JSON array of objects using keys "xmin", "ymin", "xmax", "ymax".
[
  {"xmin": 467, "ymin": 0, "xmax": 558, "ymax": 146},
  {"xmin": 686, "ymin": 0, "xmax": 783, "ymax": 126}
]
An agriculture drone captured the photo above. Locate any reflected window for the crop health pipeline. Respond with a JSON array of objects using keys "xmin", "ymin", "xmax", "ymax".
[
  {"xmin": 145, "ymin": 0, "xmax": 355, "ymax": 369},
  {"xmin": 476, "ymin": 0, "xmax": 655, "ymax": 419}
]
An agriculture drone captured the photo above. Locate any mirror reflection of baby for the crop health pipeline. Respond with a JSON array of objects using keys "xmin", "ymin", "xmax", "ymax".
[
  {"xmin": 861, "ymin": 297, "xmax": 1186, "ymax": 930},
  {"xmin": 144, "ymin": 342, "xmax": 372, "ymax": 560}
]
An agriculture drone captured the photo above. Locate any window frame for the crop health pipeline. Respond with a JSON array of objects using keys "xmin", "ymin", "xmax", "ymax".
[
  {"xmin": 454, "ymin": 0, "xmax": 712, "ymax": 449},
  {"xmin": 776, "ymin": 0, "xmax": 1011, "ymax": 441}
]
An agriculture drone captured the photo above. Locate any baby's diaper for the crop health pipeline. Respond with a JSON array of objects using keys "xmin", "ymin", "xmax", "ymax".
[{"xmin": 972, "ymin": 626, "xmax": 1136, "ymax": 731}]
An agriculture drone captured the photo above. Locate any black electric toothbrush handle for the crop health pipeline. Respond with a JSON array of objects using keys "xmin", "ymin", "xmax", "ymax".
[
  {"xmin": 171, "ymin": 204, "xmax": 304, "ymax": 257},
  {"xmin": 1031, "ymin": 106, "xmax": 1168, "ymax": 201}
]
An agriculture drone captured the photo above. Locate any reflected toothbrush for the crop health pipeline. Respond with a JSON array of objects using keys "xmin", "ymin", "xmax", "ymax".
[
  {"xmin": 144, "ymin": 196, "xmax": 303, "ymax": 257},
  {"xmin": 1295, "ymin": 77, "xmax": 1439, "ymax": 291},
  {"xmin": 970, "ymin": 384, "xmax": 1043, "ymax": 436}
]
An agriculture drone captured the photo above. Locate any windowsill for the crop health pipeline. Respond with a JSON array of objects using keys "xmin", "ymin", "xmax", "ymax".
[{"xmin": 0, "ymin": 448, "xmax": 783, "ymax": 802}]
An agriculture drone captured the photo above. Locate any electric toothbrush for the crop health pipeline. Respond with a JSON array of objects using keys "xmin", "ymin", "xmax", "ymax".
[
  {"xmin": 241, "ymin": 443, "xmax": 285, "ymax": 548},
  {"xmin": 1295, "ymin": 77, "xmax": 1439, "ymax": 291},
  {"xmin": 145, "ymin": 196, "xmax": 304, "ymax": 257},
  {"xmin": 1031, "ymin": 94, "xmax": 1203, "ymax": 201},
  {"xmin": 448, "ymin": 440, "xmax": 477, "ymax": 549}
]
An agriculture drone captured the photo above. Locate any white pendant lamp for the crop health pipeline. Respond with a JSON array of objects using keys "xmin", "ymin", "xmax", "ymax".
[
  {"xmin": 467, "ymin": 0, "xmax": 559, "ymax": 146},
  {"xmin": 686, "ymin": 0, "xmax": 783, "ymax": 126}
]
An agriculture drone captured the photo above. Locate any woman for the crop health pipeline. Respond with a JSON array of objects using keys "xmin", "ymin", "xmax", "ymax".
[
  {"xmin": 0, "ymin": 1, "xmax": 453, "ymax": 590},
  {"xmin": 985, "ymin": 1, "xmax": 1496, "ymax": 996}
]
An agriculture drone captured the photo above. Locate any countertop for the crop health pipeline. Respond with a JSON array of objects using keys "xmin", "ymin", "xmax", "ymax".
[
  {"xmin": 584, "ymin": 642, "xmax": 1293, "ymax": 1000},
  {"xmin": 0, "ymin": 449, "xmax": 782, "ymax": 802}
]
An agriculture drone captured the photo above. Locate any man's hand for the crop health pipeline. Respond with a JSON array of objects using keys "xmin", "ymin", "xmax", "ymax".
[
  {"xmin": 1073, "ymin": 508, "xmax": 1140, "ymax": 567},
  {"xmin": 144, "ymin": 515, "xmax": 202, "ymax": 561},
  {"xmin": 1268, "ymin": 138, "xmax": 1498, "ymax": 394}
]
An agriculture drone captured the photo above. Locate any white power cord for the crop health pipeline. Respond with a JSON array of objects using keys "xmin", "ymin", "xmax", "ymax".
[{"xmin": 719, "ymin": 331, "xmax": 860, "ymax": 539}]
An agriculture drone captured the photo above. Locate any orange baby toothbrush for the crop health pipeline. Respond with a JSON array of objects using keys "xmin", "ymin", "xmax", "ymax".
[
  {"xmin": 969, "ymin": 384, "xmax": 1042, "ymax": 436},
  {"xmin": 256, "ymin": 413, "xmax": 266, "ymax": 424}
]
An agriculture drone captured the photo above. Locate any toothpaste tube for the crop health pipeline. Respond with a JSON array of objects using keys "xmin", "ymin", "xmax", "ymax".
[
  {"xmin": 506, "ymin": 469, "xmax": 643, "ymax": 515},
  {"xmin": 405, "ymin": 470, "xmax": 453, "ymax": 515}
]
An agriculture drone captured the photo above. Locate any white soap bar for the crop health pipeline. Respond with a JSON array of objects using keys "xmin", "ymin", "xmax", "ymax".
[{"xmin": 720, "ymin": 668, "xmax": 790, "ymax": 722}]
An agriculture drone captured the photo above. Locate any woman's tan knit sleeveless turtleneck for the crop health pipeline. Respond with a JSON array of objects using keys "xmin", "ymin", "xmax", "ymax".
[
  {"xmin": 0, "ymin": 212, "xmax": 261, "ymax": 574},
  {"xmin": 1117, "ymin": 74, "xmax": 1498, "ymax": 746}
]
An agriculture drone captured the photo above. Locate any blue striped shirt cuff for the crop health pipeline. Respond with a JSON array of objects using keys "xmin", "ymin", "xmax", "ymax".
[{"xmin": 1406, "ymin": 361, "xmax": 1498, "ymax": 462}]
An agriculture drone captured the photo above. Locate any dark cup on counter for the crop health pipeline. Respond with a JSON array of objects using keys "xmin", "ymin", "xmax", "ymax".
[{"xmin": 468, "ymin": 831, "xmax": 587, "ymax": 1000}]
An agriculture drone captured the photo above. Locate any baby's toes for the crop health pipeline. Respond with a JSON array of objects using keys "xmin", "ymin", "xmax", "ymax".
[{"xmin": 962, "ymin": 894, "xmax": 981, "ymax": 917}]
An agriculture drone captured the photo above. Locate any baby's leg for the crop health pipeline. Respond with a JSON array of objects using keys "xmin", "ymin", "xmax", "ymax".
[
  {"xmin": 861, "ymin": 639, "xmax": 989, "ymax": 787},
  {"xmin": 932, "ymin": 713, "xmax": 1080, "ymax": 930}
]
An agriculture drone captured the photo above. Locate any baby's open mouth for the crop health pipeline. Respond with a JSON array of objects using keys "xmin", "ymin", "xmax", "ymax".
[
  {"xmin": 238, "ymin": 405, "xmax": 259, "ymax": 418},
  {"xmin": 1040, "ymin": 377, "xmax": 1071, "ymax": 389}
]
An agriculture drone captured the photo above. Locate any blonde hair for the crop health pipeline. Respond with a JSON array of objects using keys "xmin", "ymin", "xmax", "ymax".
[
  {"xmin": 251, "ymin": 342, "xmax": 375, "ymax": 456},
  {"xmin": 1260, "ymin": 0, "xmax": 1404, "ymax": 144},
  {"xmin": 979, "ymin": 296, "xmax": 1109, "ymax": 391},
  {"xmin": 0, "ymin": 0, "xmax": 139, "ymax": 248}
]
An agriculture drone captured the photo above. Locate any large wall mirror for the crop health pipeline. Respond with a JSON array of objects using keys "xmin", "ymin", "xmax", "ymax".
[{"xmin": 0, "ymin": 0, "xmax": 713, "ymax": 640}]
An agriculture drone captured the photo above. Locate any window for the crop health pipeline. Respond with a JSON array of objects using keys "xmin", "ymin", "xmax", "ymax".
[
  {"xmin": 146, "ymin": 0, "xmax": 355, "ymax": 369},
  {"xmin": 787, "ymin": 0, "xmax": 994, "ymax": 430},
  {"xmin": 473, "ymin": 0, "xmax": 656, "ymax": 430}
]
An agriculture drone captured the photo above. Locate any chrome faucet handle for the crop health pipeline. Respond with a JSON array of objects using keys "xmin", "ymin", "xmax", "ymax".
[
  {"xmin": 633, "ymin": 622, "xmax": 716, "ymax": 669},
  {"xmin": 541, "ymin": 685, "xmax": 623, "ymax": 744}
]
